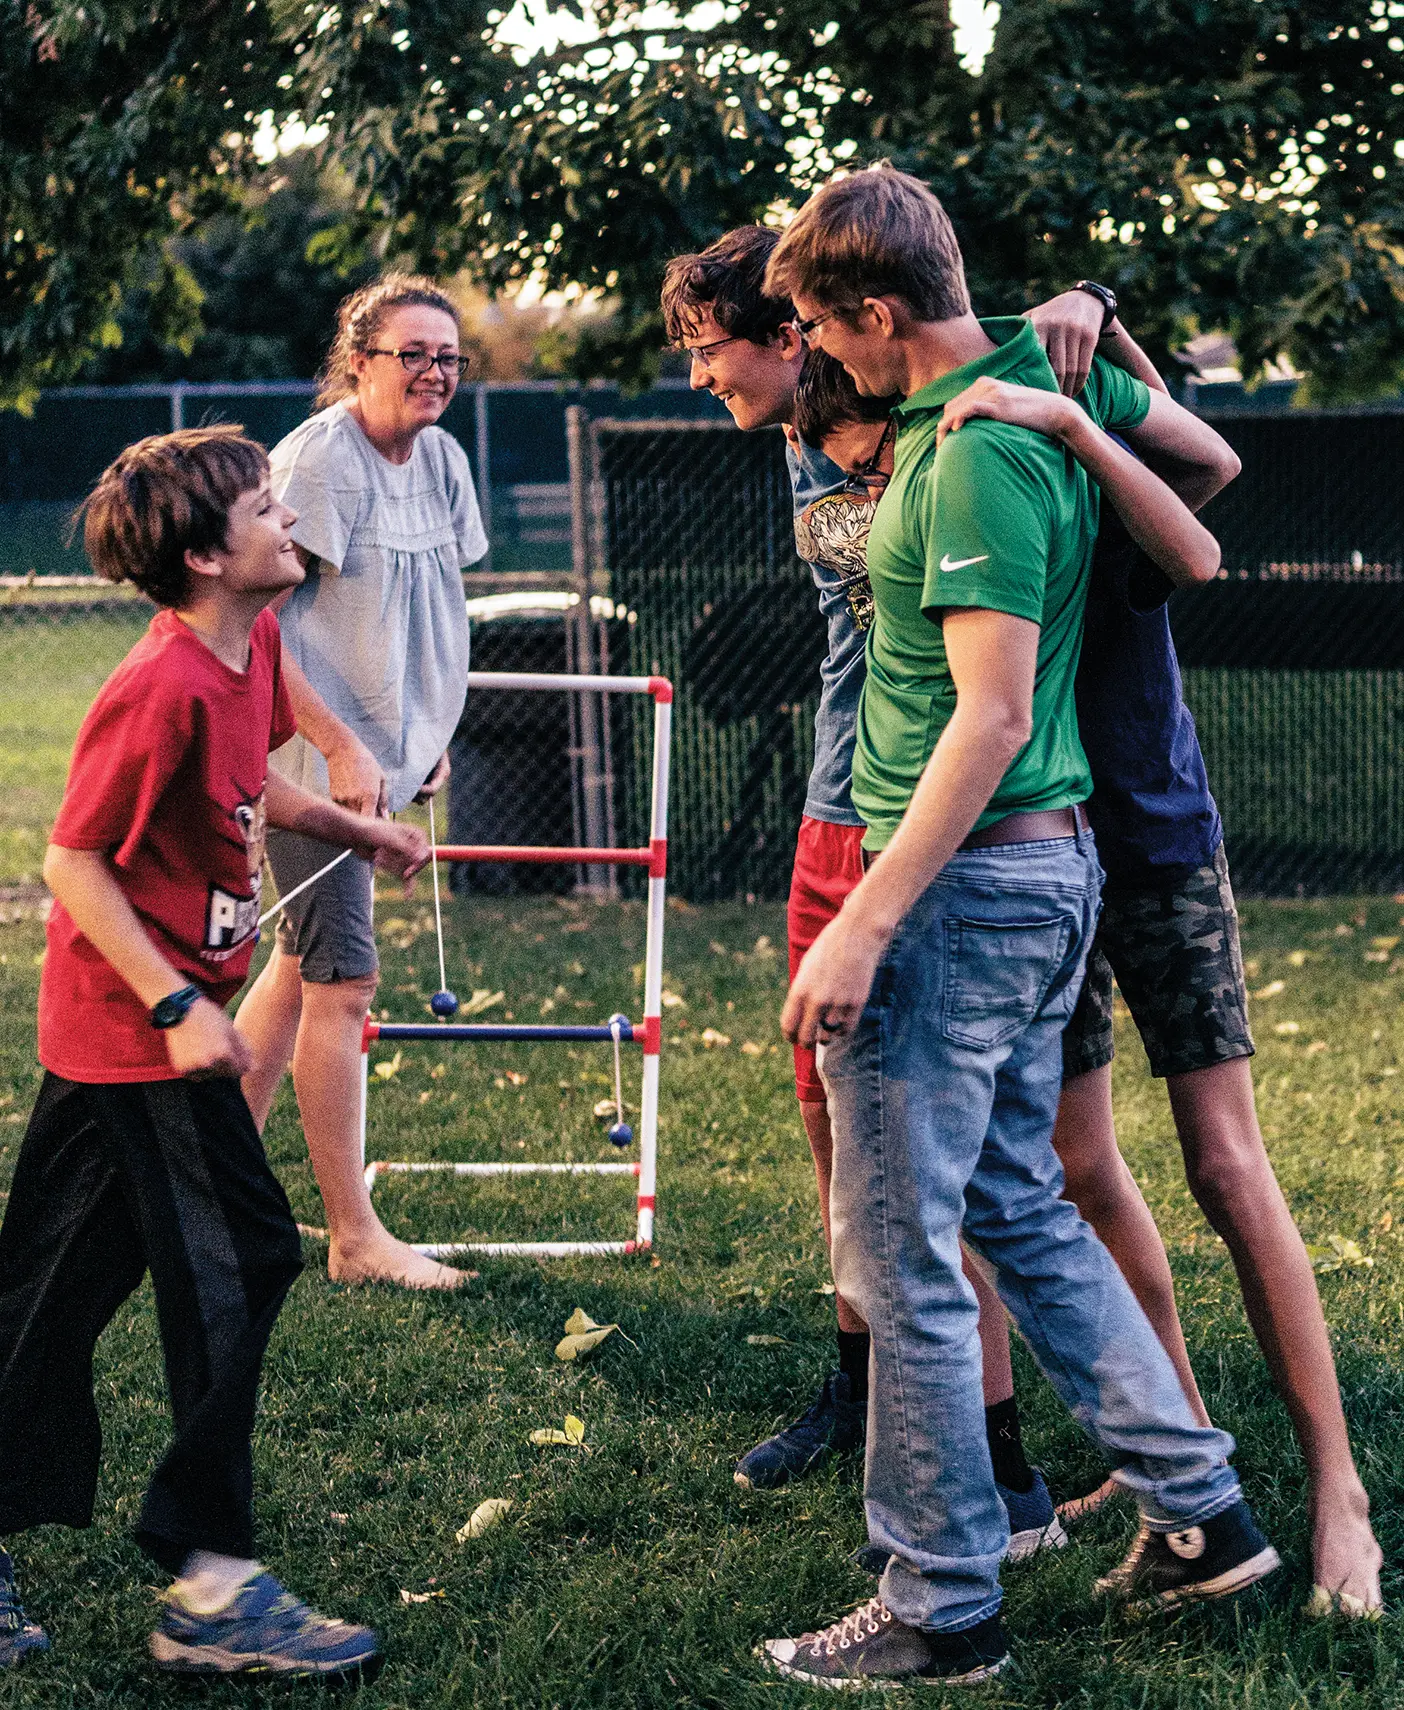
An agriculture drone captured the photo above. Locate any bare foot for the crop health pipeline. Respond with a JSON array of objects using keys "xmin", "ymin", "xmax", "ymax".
[
  {"xmin": 1308, "ymin": 1480, "xmax": 1384, "ymax": 1617},
  {"xmin": 328, "ymin": 1231, "xmax": 475, "ymax": 1291}
]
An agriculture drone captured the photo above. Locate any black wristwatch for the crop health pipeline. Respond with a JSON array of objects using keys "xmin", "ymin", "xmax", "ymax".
[
  {"xmin": 151, "ymin": 984, "xmax": 202, "ymax": 1030},
  {"xmin": 1074, "ymin": 280, "xmax": 1119, "ymax": 337}
]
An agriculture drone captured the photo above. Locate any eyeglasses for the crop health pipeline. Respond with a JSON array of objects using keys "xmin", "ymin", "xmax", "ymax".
[
  {"xmin": 365, "ymin": 347, "xmax": 470, "ymax": 378},
  {"xmin": 794, "ymin": 311, "xmax": 837, "ymax": 347},
  {"xmin": 846, "ymin": 418, "xmax": 896, "ymax": 496},
  {"xmin": 681, "ymin": 334, "xmax": 745, "ymax": 371}
]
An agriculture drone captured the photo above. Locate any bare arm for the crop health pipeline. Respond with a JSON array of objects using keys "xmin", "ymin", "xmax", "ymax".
[
  {"xmin": 274, "ymin": 568, "xmax": 387, "ymax": 818},
  {"xmin": 781, "ymin": 609, "xmax": 1036, "ymax": 1047},
  {"xmin": 42, "ymin": 845, "xmax": 252, "ymax": 1078},
  {"xmin": 938, "ymin": 380, "xmax": 1220, "ymax": 588},
  {"xmin": 263, "ymin": 773, "xmax": 429, "ymax": 880},
  {"xmin": 1024, "ymin": 296, "xmax": 1239, "ymax": 510}
]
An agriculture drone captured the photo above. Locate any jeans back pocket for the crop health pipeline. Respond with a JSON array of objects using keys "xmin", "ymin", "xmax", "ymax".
[{"xmin": 941, "ymin": 914, "xmax": 1072, "ymax": 1051}]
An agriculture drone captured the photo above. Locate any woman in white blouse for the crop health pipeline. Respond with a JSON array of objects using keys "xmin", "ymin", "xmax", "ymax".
[{"xmin": 238, "ymin": 274, "xmax": 487, "ymax": 1289}]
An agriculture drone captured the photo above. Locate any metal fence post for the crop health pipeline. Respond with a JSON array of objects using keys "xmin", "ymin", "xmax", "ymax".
[{"xmin": 566, "ymin": 404, "xmax": 613, "ymax": 895}]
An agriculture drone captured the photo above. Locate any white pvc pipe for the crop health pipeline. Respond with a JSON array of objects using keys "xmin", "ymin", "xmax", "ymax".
[
  {"xmin": 413, "ymin": 1239, "xmax": 636, "ymax": 1259},
  {"xmin": 466, "ymin": 670, "xmax": 659, "ymax": 695},
  {"xmin": 371, "ymin": 1160, "xmax": 637, "ymax": 1177}
]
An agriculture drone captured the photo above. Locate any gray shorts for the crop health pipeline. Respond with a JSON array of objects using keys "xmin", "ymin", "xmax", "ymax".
[{"xmin": 265, "ymin": 828, "xmax": 378, "ymax": 985}]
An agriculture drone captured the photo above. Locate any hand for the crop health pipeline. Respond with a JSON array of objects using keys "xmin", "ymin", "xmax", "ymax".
[
  {"xmin": 413, "ymin": 751, "xmax": 450, "ymax": 804},
  {"xmin": 937, "ymin": 377, "xmax": 1077, "ymax": 448},
  {"xmin": 780, "ymin": 909, "xmax": 890, "ymax": 1049},
  {"xmin": 357, "ymin": 819, "xmax": 430, "ymax": 885},
  {"xmin": 164, "ymin": 996, "xmax": 254, "ymax": 1080},
  {"xmin": 327, "ymin": 732, "xmax": 387, "ymax": 818},
  {"xmin": 1025, "ymin": 289, "xmax": 1106, "ymax": 397}
]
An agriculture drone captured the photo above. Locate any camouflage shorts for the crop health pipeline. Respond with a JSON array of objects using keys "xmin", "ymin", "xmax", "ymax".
[{"xmin": 1062, "ymin": 844, "xmax": 1255, "ymax": 1082}]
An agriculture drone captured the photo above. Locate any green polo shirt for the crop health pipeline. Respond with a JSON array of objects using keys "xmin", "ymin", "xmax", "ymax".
[{"xmin": 853, "ymin": 316, "xmax": 1151, "ymax": 849}]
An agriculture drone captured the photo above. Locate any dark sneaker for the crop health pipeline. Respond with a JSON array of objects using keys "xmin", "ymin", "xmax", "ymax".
[
  {"xmin": 848, "ymin": 1470, "xmax": 1065, "ymax": 1578},
  {"xmin": 149, "ymin": 1571, "xmax": 381, "ymax": 1679},
  {"xmin": 1094, "ymin": 1499, "xmax": 1280, "ymax": 1607},
  {"xmin": 1001, "ymin": 1469, "xmax": 1068, "ymax": 1563},
  {"xmin": 734, "ymin": 1371, "xmax": 864, "ymax": 1490},
  {"xmin": 760, "ymin": 1597, "xmax": 1009, "ymax": 1690},
  {"xmin": 0, "ymin": 1552, "xmax": 48, "ymax": 1669}
]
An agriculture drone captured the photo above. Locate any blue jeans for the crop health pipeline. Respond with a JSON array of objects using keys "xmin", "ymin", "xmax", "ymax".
[{"xmin": 823, "ymin": 829, "xmax": 1240, "ymax": 1633}]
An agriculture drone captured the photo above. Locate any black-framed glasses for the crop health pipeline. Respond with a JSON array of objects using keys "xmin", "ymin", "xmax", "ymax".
[
  {"xmin": 680, "ymin": 334, "xmax": 745, "ymax": 371},
  {"xmin": 365, "ymin": 347, "xmax": 470, "ymax": 378},
  {"xmin": 794, "ymin": 311, "xmax": 836, "ymax": 347},
  {"xmin": 847, "ymin": 417, "xmax": 896, "ymax": 495}
]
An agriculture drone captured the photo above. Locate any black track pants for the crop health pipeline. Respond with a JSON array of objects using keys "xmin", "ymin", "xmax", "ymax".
[{"xmin": 0, "ymin": 1073, "xmax": 303, "ymax": 1570}]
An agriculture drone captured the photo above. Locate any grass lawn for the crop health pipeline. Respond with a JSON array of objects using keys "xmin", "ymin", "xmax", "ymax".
[
  {"xmin": 0, "ymin": 609, "xmax": 148, "ymax": 886},
  {"xmin": 0, "ymin": 883, "xmax": 1402, "ymax": 1708}
]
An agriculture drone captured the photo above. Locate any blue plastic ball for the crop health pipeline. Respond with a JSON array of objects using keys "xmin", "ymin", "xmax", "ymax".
[
  {"xmin": 607, "ymin": 1122, "xmax": 634, "ymax": 1148},
  {"xmin": 431, "ymin": 989, "xmax": 459, "ymax": 1018},
  {"xmin": 607, "ymin": 1012, "xmax": 631, "ymax": 1034}
]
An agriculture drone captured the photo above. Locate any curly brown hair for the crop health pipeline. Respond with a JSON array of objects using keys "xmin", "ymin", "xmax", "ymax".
[
  {"xmin": 78, "ymin": 425, "xmax": 270, "ymax": 609},
  {"xmin": 316, "ymin": 272, "xmax": 462, "ymax": 408},
  {"xmin": 660, "ymin": 227, "xmax": 795, "ymax": 348}
]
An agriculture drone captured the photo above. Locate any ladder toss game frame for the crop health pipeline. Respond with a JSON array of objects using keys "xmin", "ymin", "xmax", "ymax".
[{"xmin": 358, "ymin": 670, "xmax": 672, "ymax": 1259}]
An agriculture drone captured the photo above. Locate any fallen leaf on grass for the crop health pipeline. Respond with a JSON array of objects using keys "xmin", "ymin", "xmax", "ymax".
[
  {"xmin": 1373, "ymin": 936, "xmax": 1401, "ymax": 952},
  {"xmin": 380, "ymin": 917, "xmax": 411, "ymax": 934},
  {"xmin": 504, "ymin": 1070, "xmax": 528, "ymax": 1086},
  {"xmin": 556, "ymin": 1307, "xmax": 636, "ymax": 1361},
  {"xmin": 529, "ymin": 1414, "xmax": 586, "ymax": 1447},
  {"xmin": 1253, "ymin": 980, "xmax": 1286, "ymax": 1000},
  {"xmin": 740, "ymin": 1041, "xmax": 764, "ymax": 1057},
  {"xmin": 1274, "ymin": 1021, "xmax": 1301, "ymax": 1035},
  {"xmin": 592, "ymin": 1097, "xmax": 630, "ymax": 1119},
  {"xmin": 462, "ymin": 989, "xmax": 505, "ymax": 1016},
  {"xmin": 701, "ymin": 1028, "xmax": 732, "ymax": 1048},
  {"xmin": 662, "ymin": 989, "xmax": 686, "ymax": 1008},
  {"xmin": 1365, "ymin": 951, "xmax": 1390, "ymax": 964},
  {"xmin": 752, "ymin": 935, "xmax": 777, "ymax": 958},
  {"xmin": 1287, "ymin": 949, "xmax": 1309, "ymax": 967},
  {"xmin": 557, "ymin": 1309, "xmax": 617, "ymax": 1361},
  {"xmin": 399, "ymin": 1589, "xmax": 445, "ymax": 1605},
  {"xmin": 1307, "ymin": 1235, "xmax": 1374, "ymax": 1274},
  {"xmin": 372, "ymin": 1051, "xmax": 404, "ymax": 1080},
  {"xmin": 456, "ymin": 1499, "xmax": 513, "ymax": 1541},
  {"xmin": 746, "ymin": 1334, "xmax": 790, "ymax": 1347},
  {"xmin": 1381, "ymin": 1211, "xmax": 1394, "ymax": 1234},
  {"xmin": 1304, "ymin": 1040, "xmax": 1329, "ymax": 1056}
]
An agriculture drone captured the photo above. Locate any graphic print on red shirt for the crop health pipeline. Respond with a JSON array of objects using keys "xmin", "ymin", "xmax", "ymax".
[{"xmin": 39, "ymin": 606, "xmax": 296, "ymax": 1083}]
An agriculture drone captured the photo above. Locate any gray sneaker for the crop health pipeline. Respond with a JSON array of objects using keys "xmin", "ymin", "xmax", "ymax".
[{"xmin": 759, "ymin": 1597, "xmax": 1009, "ymax": 1690}]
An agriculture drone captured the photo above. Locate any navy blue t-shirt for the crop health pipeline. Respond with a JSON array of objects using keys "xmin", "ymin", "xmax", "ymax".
[{"xmin": 1077, "ymin": 504, "xmax": 1222, "ymax": 889}]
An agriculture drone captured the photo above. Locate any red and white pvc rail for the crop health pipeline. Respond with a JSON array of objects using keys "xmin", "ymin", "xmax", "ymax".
[{"xmin": 360, "ymin": 670, "xmax": 672, "ymax": 1259}]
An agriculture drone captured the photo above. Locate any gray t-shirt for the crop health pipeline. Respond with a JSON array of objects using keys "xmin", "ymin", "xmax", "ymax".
[
  {"xmin": 788, "ymin": 441, "xmax": 875, "ymax": 827},
  {"xmin": 268, "ymin": 402, "xmax": 489, "ymax": 814}
]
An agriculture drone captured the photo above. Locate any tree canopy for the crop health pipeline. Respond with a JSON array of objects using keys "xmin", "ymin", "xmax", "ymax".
[{"xmin": 5, "ymin": 0, "xmax": 1404, "ymax": 404}]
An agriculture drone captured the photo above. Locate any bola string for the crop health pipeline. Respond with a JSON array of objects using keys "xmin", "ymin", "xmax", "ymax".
[
  {"xmin": 428, "ymin": 793, "xmax": 449, "ymax": 1004},
  {"xmin": 257, "ymin": 847, "xmax": 353, "ymax": 928}
]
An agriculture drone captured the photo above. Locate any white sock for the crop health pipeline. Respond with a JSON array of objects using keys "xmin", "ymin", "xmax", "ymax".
[{"xmin": 170, "ymin": 1551, "xmax": 261, "ymax": 1614}]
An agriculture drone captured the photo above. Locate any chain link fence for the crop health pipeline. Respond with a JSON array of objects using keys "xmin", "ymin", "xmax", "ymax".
[
  {"xmin": 584, "ymin": 409, "xmax": 1404, "ymax": 901},
  {"xmin": 7, "ymin": 402, "xmax": 1404, "ymax": 901}
]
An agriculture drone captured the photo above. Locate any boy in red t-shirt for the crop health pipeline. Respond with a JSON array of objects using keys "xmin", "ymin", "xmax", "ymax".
[{"xmin": 0, "ymin": 426, "xmax": 427, "ymax": 1682}]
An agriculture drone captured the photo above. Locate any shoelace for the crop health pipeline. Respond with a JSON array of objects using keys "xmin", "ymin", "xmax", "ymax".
[{"xmin": 811, "ymin": 1596, "xmax": 893, "ymax": 1656}]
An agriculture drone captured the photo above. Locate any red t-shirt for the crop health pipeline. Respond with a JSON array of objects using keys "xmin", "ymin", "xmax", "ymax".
[{"xmin": 39, "ymin": 606, "xmax": 297, "ymax": 1083}]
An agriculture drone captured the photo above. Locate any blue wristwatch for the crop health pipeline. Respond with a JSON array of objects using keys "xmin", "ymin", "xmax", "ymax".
[{"xmin": 150, "ymin": 985, "xmax": 202, "ymax": 1030}]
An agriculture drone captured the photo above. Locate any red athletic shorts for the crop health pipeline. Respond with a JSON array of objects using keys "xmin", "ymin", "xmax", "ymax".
[{"xmin": 787, "ymin": 815, "xmax": 867, "ymax": 1103}]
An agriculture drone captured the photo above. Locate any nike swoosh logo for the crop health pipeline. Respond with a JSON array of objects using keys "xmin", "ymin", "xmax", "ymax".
[{"xmin": 939, "ymin": 553, "xmax": 989, "ymax": 573}]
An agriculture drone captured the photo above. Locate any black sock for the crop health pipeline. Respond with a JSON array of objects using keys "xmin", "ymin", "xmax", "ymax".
[
  {"xmin": 836, "ymin": 1329, "xmax": 870, "ymax": 1407},
  {"xmin": 985, "ymin": 1397, "xmax": 1033, "ymax": 1493}
]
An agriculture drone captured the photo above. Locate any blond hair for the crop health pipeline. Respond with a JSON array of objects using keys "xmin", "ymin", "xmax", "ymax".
[
  {"xmin": 316, "ymin": 272, "xmax": 461, "ymax": 407},
  {"xmin": 765, "ymin": 166, "xmax": 970, "ymax": 323}
]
